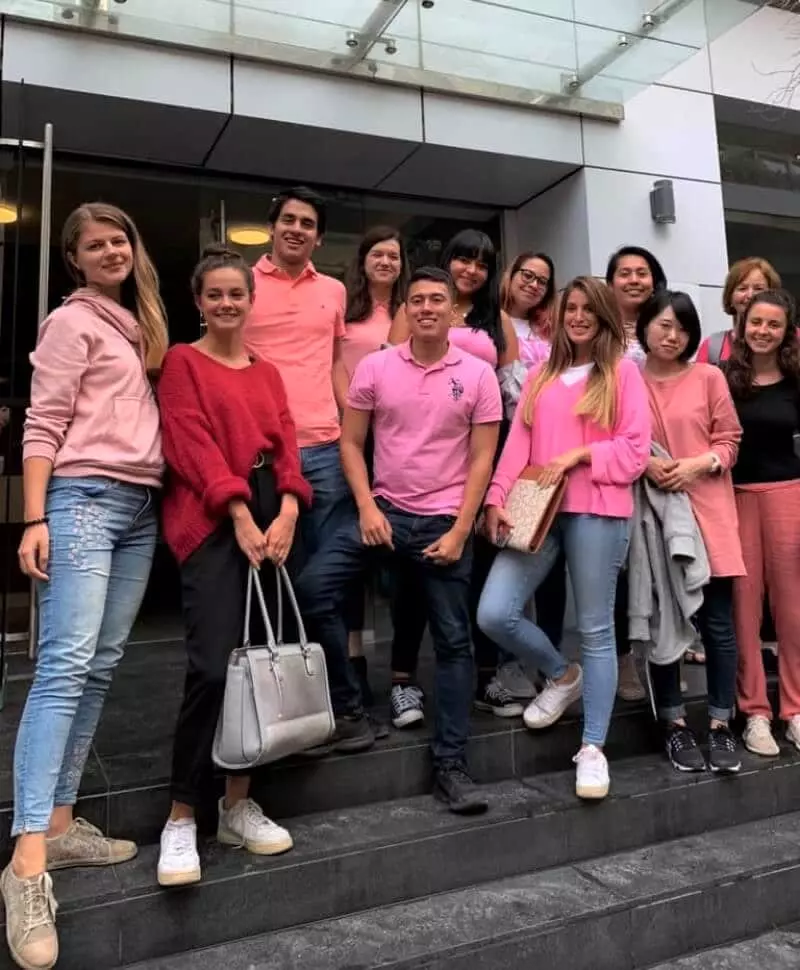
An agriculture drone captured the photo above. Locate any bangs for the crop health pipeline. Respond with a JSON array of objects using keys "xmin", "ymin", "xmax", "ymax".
[{"xmin": 447, "ymin": 230, "xmax": 496, "ymax": 266}]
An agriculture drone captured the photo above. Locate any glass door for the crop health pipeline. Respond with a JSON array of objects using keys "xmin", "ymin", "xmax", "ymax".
[{"xmin": 0, "ymin": 125, "xmax": 54, "ymax": 704}]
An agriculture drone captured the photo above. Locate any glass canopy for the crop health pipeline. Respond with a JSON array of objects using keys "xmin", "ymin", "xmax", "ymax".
[{"xmin": 0, "ymin": 0, "xmax": 761, "ymax": 120}]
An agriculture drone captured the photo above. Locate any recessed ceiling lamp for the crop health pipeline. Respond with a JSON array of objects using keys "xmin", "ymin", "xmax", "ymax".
[
  {"xmin": 0, "ymin": 200, "xmax": 18, "ymax": 225},
  {"xmin": 227, "ymin": 225, "xmax": 271, "ymax": 246}
]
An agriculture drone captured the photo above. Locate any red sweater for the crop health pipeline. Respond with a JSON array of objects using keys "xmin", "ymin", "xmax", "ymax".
[{"xmin": 157, "ymin": 344, "xmax": 312, "ymax": 563}]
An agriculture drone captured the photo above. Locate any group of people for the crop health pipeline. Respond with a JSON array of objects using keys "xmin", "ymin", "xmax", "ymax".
[{"xmin": 0, "ymin": 184, "xmax": 795, "ymax": 970}]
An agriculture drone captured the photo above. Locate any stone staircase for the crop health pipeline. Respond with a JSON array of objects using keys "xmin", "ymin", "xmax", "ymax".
[{"xmin": 0, "ymin": 638, "xmax": 798, "ymax": 969}]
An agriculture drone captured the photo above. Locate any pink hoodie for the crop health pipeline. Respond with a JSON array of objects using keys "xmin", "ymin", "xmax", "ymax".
[{"xmin": 23, "ymin": 289, "xmax": 163, "ymax": 487}]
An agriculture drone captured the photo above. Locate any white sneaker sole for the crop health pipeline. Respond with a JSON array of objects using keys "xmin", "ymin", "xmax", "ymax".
[
  {"xmin": 217, "ymin": 829, "xmax": 294, "ymax": 856},
  {"xmin": 744, "ymin": 737, "xmax": 780, "ymax": 758},
  {"xmin": 575, "ymin": 781, "xmax": 609, "ymax": 800},
  {"xmin": 474, "ymin": 700, "xmax": 524, "ymax": 718},
  {"xmin": 157, "ymin": 866, "xmax": 202, "ymax": 888},
  {"xmin": 392, "ymin": 709, "xmax": 425, "ymax": 729}
]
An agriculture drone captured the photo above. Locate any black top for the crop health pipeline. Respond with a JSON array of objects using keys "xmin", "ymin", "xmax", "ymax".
[{"xmin": 732, "ymin": 377, "xmax": 800, "ymax": 485}]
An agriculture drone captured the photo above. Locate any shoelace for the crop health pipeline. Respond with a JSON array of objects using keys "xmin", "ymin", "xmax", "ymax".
[
  {"xmin": 536, "ymin": 679, "xmax": 573, "ymax": 715},
  {"xmin": 668, "ymin": 728, "xmax": 698, "ymax": 753},
  {"xmin": 72, "ymin": 818, "xmax": 104, "ymax": 840},
  {"xmin": 242, "ymin": 799, "xmax": 274, "ymax": 831},
  {"xmin": 167, "ymin": 823, "xmax": 197, "ymax": 858},
  {"xmin": 22, "ymin": 875, "xmax": 57, "ymax": 933},
  {"xmin": 572, "ymin": 746, "xmax": 606, "ymax": 777},
  {"xmin": 393, "ymin": 685, "xmax": 423, "ymax": 713},
  {"xmin": 485, "ymin": 681, "xmax": 516, "ymax": 705},
  {"xmin": 710, "ymin": 729, "xmax": 736, "ymax": 752}
]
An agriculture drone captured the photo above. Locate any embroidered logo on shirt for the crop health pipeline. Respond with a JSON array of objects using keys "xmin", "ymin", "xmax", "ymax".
[{"xmin": 449, "ymin": 377, "xmax": 464, "ymax": 401}]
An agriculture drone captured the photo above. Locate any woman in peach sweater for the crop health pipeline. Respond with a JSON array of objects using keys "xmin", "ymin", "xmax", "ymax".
[{"xmin": 638, "ymin": 290, "xmax": 744, "ymax": 775}]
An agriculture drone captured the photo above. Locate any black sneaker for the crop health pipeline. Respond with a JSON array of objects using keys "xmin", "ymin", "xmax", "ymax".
[
  {"xmin": 299, "ymin": 712, "xmax": 375, "ymax": 758},
  {"xmin": 433, "ymin": 763, "xmax": 489, "ymax": 815},
  {"xmin": 664, "ymin": 724, "xmax": 706, "ymax": 772},
  {"xmin": 708, "ymin": 725, "xmax": 741, "ymax": 774},
  {"xmin": 474, "ymin": 679, "xmax": 524, "ymax": 718}
]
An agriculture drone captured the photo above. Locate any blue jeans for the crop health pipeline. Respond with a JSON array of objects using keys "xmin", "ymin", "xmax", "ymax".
[
  {"xmin": 299, "ymin": 442, "xmax": 354, "ymax": 558},
  {"xmin": 295, "ymin": 498, "xmax": 474, "ymax": 766},
  {"xmin": 12, "ymin": 477, "xmax": 157, "ymax": 835},
  {"xmin": 477, "ymin": 513, "xmax": 630, "ymax": 747},
  {"xmin": 649, "ymin": 577, "xmax": 737, "ymax": 723}
]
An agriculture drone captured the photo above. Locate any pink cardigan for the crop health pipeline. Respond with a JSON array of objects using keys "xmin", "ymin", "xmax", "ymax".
[{"xmin": 486, "ymin": 357, "xmax": 651, "ymax": 518}]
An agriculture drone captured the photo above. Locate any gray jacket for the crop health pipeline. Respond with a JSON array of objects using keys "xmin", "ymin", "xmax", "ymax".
[{"xmin": 627, "ymin": 443, "xmax": 710, "ymax": 665}]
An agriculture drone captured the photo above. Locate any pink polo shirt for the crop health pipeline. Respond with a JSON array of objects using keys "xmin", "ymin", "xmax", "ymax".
[
  {"xmin": 348, "ymin": 341, "xmax": 502, "ymax": 516},
  {"xmin": 341, "ymin": 303, "xmax": 392, "ymax": 382},
  {"xmin": 245, "ymin": 257, "xmax": 346, "ymax": 448}
]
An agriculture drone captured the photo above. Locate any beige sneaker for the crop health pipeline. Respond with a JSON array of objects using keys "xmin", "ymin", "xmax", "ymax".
[
  {"xmin": 617, "ymin": 652, "xmax": 646, "ymax": 702},
  {"xmin": 46, "ymin": 818, "xmax": 137, "ymax": 871},
  {"xmin": 743, "ymin": 716, "xmax": 780, "ymax": 757},
  {"xmin": 0, "ymin": 865, "xmax": 58, "ymax": 970},
  {"xmin": 786, "ymin": 715, "xmax": 800, "ymax": 752}
]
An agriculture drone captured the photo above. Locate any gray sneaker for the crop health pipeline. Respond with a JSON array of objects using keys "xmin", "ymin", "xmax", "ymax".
[
  {"xmin": 0, "ymin": 864, "xmax": 58, "ymax": 970},
  {"xmin": 46, "ymin": 817, "xmax": 137, "ymax": 870}
]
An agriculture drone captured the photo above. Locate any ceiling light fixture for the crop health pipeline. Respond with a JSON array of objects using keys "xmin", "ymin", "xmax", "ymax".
[
  {"xmin": 227, "ymin": 225, "xmax": 271, "ymax": 247},
  {"xmin": 0, "ymin": 201, "xmax": 18, "ymax": 225}
]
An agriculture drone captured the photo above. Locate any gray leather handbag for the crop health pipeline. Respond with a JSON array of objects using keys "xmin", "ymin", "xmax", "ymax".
[{"xmin": 212, "ymin": 565, "xmax": 335, "ymax": 771}]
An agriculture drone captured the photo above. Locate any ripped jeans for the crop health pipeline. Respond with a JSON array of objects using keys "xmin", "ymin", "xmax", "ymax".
[{"xmin": 12, "ymin": 477, "xmax": 156, "ymax": 835}]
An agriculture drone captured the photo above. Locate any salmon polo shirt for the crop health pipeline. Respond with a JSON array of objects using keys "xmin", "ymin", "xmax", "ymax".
[
  {"xmin": 245, "ymin": 257, "xmax": 346, "ymax": 449},
  {"xmin": 348, "ymin": 341, "xmax": 502, "ymax": 516}
]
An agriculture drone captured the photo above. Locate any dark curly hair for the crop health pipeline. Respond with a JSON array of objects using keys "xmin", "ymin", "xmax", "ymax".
[{"xmin": 725, "ymin": 289, "xmax": 800, "ymax": 399}]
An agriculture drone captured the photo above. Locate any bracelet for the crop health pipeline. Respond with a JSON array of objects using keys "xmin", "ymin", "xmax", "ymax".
[{"xmin": 23, "ymin": 517, "xmax": 48, "ymax": 528}]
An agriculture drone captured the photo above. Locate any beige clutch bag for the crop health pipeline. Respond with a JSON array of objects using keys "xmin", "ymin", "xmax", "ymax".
[{"xmin": 500, "ymin": 466, "xmax": 567, "ymax": 554}]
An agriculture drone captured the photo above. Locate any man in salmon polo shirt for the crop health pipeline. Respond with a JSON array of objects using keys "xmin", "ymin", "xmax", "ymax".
[
  {"xmin": 296, "ymin": 267, "xmax": 502, "ymax": 813},
  {"xmin": 245, "ymin": 185, "xmax": 352, "ymax": 556}
]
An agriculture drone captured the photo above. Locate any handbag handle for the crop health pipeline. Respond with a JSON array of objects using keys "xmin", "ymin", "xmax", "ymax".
[{"xmin": 243, "ymin": 565, "xmax": 309, "ymax": 658}]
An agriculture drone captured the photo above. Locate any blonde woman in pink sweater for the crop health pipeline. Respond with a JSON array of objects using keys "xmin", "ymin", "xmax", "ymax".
[
  {"xmin": 477, "ymin": 277, "xmax": 650, "ymax": 801},
  {"xmin": 2, "ymin": 204, "xmax": 167, "ymax": 970}
]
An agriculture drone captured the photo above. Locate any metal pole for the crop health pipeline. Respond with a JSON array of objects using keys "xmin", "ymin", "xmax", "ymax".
[
  {"xmin": 28, "ymin": 122, "xmax": 53, "ymax": 660},
  {"xmin": 219, "ymin": 198, "xmax": 227, "ymax": 244}
]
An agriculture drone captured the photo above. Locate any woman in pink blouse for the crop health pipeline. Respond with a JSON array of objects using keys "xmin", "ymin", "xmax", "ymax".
[
  {"xmin": 500, "ymin": 251, "xmax": 555, "ymax": 369},
  {"xmin": 477, "ymin": 276, "xmax": 651, "ymax": 801},
  {"xmin": 333, "ymin": 225, "xmax": 409, "ymax": 705},
  {"xmin": 638, "ymin": 290, "xmax": 744, "ymax": 774}
]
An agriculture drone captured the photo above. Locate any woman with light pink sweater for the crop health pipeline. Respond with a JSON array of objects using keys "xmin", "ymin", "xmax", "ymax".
[
  {"xmin": 477, "ymin": 276, "xmax": 650, "ymax": 802},
  {"xmin": 1, "ymin": 203, "xmax": 168, "ymax": 970}
]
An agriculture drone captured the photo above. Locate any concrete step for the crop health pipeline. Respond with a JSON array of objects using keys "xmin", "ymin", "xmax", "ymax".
[
  {"xmin": 647, "ymin": 927, "xmax": 800, "ymax": 968},
  {"xmin": 123, "ymin": 812, "xmax": 800, "ymax": 970},
  {"xmin": 3, "ymin": 750, "xmax": 799, "ymax": 970}
]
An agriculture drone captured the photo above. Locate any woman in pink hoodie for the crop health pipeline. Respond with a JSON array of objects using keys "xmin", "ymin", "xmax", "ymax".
[{"xmin": 1, "ymin": 203, "xmax": 167, "ymax": 970}]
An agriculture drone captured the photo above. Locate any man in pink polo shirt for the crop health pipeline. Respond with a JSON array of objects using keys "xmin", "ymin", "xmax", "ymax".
[
  {"xmin": 245, "ymin": 185, "xmax": 352, "ymax": 556},
  {"xmin": 295, "ymin": 267, "xmax": 501, "ymax": 813}
]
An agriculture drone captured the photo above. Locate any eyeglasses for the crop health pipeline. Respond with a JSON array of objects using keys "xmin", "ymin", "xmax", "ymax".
[{"xmin": 516, "ymin": 269, "xmax": 550, "ymax": 287}]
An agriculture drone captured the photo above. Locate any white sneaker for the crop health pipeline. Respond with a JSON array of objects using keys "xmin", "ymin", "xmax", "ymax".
[
  {"xmin": 574, "ymin": 745, "xmax": 610, "ymax": 800},
  {"xmin": 157, "ymin": 819, "xmax": 201, "ymax": 887},
  {"xmin": 217, "ymin": 798, "xmax": 293, "ymax": 856},
  {"xmin": 523, "ymin": 665, "xmax": 583, "ymax": 730},
  {"xmin": 495, "ymin": 661, "xmax": 537, "ymax": 701},
  {"xmin": 743, "ymin": 715, "xmax": 780, "ymax": 757},
  {"xmin": 786, "ymin": 715, "xmax": 800, "ymax": 752}
]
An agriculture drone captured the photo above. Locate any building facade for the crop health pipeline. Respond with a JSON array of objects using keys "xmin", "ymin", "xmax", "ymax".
[{"xmin": 0, "ymin": 0, "xmax": 796, "ymax": 640}]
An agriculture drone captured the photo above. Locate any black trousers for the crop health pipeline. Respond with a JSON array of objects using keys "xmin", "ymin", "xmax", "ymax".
[{"xmin": 170, "ymin": 466, "xmax": 301, "ymax": 806}]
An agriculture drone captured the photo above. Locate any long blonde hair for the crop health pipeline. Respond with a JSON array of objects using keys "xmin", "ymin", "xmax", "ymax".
[
  {"xmin": 521, "ymin": 276, "xmax": 625, "ymax": 431},
  {"xmin": 62, "ymin": 202, "xmax": 168, "ymax": 372}
]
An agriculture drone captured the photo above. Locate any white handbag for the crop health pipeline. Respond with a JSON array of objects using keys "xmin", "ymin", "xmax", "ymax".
[{"xmin": 212, "ymin": 565, "xmax": 335, "ymax": 771}]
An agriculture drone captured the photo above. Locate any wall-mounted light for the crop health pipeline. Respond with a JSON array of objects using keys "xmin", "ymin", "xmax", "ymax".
[
  {"xmin": 345, "ymin": 30, "xmax": 360, "ymax": 49},
  {"xmin": 383, "ymin": 37, "xmax": 398, "ymax": 55},
  {"xmin": 227, "ymin": 225, "xmax": 271, "ymax": 246},
  {"xmin": 0, "ymin": 200, "xmax": 18, "ymax": 225},
  {"xmin": 617, "ymin": 34, "xmax": 630, "ymax": 48},
  {"xmin": 422, "ymin": 0, "xmax": 435, "ymax": 7},
  {"xmin": 641, "ymin": 13, "xmax": 655, "ymax": 31},
  {"xmin": 650, "ymin": 179, "xmax": 676, "ymax": 224}
]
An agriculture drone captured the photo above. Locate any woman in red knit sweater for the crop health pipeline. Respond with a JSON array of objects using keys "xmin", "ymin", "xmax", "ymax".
[{"xmin": 155, "ymin": 244, "xmax": 312, "ymax": 887}]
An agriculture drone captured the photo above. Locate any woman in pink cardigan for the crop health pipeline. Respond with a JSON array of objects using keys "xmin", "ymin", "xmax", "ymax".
[
  {"xmin": 638, "ymin": 290, "xmax": 744, "ymax": 775},
  {"xmin": 477, "ymin": 276, "xmax": 650, "ymax": 801}
]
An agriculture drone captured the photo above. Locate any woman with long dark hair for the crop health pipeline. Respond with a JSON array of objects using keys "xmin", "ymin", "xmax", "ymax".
[
  {"xmin": 387, "ymin": 229, "xmax": 524, "ymax": 728},
  {"xmin": 725, "ymin": 290, "xmax": 800, "ymax": 758},
  {"xmin": 478, "ymin": 276, "xmax": 650, "ymax": 800},
  {"xmin": 333, "ymin": 226, "xmax": 409, "ymax": 705},
  {"xmin": 3, "ymin": 203, "xmax": 167, "ymax": 970},
  {"xmin": 156, "ymin": 245, "xmax": 312, "ymax": 887}
]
